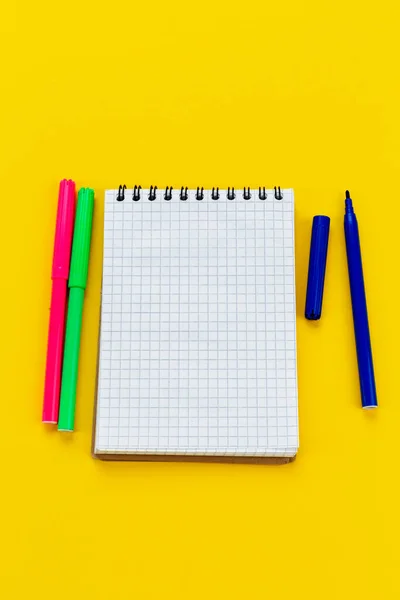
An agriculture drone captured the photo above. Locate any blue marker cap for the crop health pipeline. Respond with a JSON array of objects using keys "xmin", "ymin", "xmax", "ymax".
[{"xmin": 305, "ymin": 215, "xmax": 330, "ymax": 320}]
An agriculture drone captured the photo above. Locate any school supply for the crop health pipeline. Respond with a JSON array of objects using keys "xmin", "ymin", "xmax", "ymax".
[
  {"xmin": 43, "ymin": 180, "xmax": 76, "ymax": 423},
  {"xmin": 93, "ymin": 186, "xmax": 298, "ymax": 462},
  {"xmin": 305, "ymin": 216, "xmax": 330, "ymax": 320},
  {"xmin": 58, "ymin": 188, "xmax": 95, "ymax": 431},
  {"xmin": 344, "ymin": 191, "xmax": 377, "ymax": 408}
]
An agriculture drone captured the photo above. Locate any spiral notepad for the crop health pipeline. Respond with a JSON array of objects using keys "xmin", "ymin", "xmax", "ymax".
[{"xmin": 93, "ymin": 186, "xmax": 298, "ymax": 463}]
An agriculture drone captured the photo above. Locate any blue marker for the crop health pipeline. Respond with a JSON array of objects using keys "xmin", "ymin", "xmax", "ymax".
[{"xmin": 344, "ymin": 191, "xmax": 377, "ymax": 408}]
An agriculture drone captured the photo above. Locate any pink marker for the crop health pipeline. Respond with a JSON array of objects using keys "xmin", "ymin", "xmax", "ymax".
[{"xmin": 43, "ymin": 180, "xmax": 76, "ymax": 423}]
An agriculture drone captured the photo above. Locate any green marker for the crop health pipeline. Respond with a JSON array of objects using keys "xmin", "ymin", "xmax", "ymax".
[{"xmin": 58, "ymin": 188, "xmax": 94, "ymax": 431}]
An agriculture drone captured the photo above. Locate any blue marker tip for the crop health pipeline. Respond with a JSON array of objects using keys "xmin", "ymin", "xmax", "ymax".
[{"xmin": 345, "ymin": 190, "xmax": 353, "ymax": 213}]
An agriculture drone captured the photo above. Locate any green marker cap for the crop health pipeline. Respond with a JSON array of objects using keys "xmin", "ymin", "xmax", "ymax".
[{"xmin": 68, "ymin": 188, "xmax": 94, "ymax": 289}]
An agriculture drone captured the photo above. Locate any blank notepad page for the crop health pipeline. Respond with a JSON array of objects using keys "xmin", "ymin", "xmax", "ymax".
[{"xmin": 94, "ymin": 188, "xmax": 298, "ymax": 459}]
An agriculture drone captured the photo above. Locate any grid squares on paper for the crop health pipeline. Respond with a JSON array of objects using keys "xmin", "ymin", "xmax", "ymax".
[{"xmin": 95, "ymin": 188, "xmax": 298, "ymax": 457}]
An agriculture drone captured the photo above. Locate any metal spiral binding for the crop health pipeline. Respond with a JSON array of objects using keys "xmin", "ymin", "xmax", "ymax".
[
  {"xmin": 243, "ymin": 187, "xmax": 251, "ymax": 200},
  {"xmin": 117, "ymin": 184, "xmax": 126, "ymax": 201},
  {"xmin": 133, "ymin": 185, "xmax": 141, "ymax": 201},
  {"xmin": 117, "ymin": 185, "xmax": 283, "ymax": 201},
  {"xmin": 211, "ymin": 187, "xmax": 219, "ymax": 200},
  {"xmin": 149, "ymin": 185, "xmax": 157, "ymax": 201}
]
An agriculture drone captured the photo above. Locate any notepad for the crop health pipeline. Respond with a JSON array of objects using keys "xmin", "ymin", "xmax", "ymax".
[{"xmin": 93, "ymin": 187, "xmax": 298, "ymax": 463}]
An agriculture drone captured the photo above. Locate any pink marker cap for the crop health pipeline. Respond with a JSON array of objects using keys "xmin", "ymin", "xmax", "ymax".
[{"xmin": 51, "ymin": 179, "xmax": 76, "ymax": 280}]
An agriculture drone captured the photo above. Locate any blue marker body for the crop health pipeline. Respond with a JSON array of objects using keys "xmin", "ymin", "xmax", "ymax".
[{"xmin": 344, "ymin": 191, "xmax": 377, "ymax": 408}]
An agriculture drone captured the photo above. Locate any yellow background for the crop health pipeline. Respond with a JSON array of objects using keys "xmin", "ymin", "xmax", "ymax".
[{"xmin": 1, "ymin": 0, "xmax": 399, "ymax": 598}]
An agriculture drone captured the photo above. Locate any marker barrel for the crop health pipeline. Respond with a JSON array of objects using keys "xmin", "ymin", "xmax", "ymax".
[
  {"xmin": 344, "ymin": 196, "xmax": 377, "ymax": 408},
  {"xmin": 58, "ymin": 188, "xmax": 94, "ymax": 431},
  {"xmin": 43, "ymin": 180, "xmax": 76, "ymax": 423}
]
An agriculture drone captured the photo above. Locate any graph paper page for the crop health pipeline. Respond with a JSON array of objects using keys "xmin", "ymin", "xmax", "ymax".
[{"xmin": 94, "ymin": 188, "xmax": 298, "ymax": 457}]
